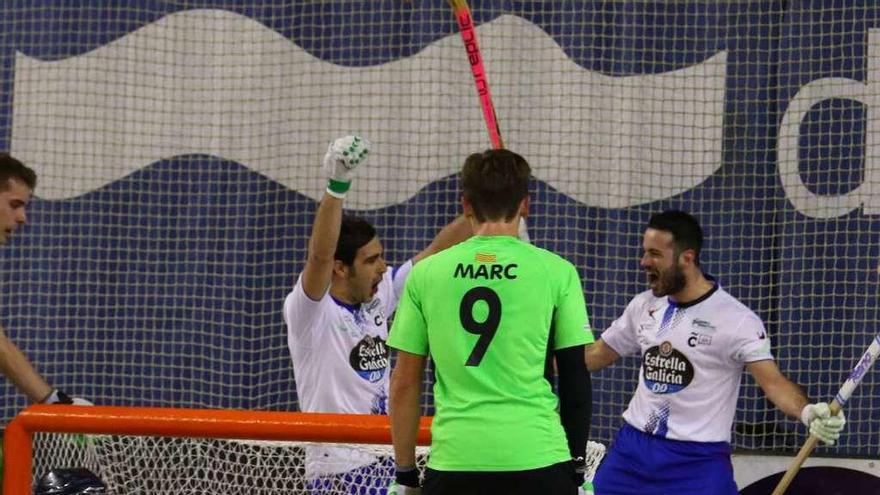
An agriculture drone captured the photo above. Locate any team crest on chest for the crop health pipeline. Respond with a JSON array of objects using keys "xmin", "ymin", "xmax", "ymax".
[
  {"xmin": 642, "ymin": 340, "xmax": 694, "ymax": 394},
  {"xmin": 349, "ymin": 335, "xmax": 389, "ymax": 383}
]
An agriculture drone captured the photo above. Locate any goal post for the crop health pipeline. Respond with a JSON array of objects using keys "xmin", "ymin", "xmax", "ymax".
[{"xmin": 3, "ymin": 405, "xmax": 432, "ymax": 495}]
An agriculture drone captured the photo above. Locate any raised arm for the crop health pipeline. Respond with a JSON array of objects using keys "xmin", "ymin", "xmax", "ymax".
[
  {"xmin": 300, "ymin": 193, "xmax": 343, "ymax": 299},
  {"xmin": 0, "ymin": 326, "xmax": 52, "ymax": 402},
  {"xmin": 412, "ymin": 215, "xmax": 472, "ymax": 264},
  {"xmin": 299, "ymin": 136, "xmax": 370, "ymax": 299}
]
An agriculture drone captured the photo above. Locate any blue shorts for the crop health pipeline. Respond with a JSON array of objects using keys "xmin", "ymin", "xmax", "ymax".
[
  {"xmin": 307, "ymin": 458, "xmax": 393, "ymax": 495},
  {"xmin": 594, "ymin": 423, "xmax": 738, "ymax": 495}
]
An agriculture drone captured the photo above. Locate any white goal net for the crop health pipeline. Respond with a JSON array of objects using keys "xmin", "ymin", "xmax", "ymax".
[{"xmin": 32, "ymin": 433, "xmax": 425, "ymax": 495}]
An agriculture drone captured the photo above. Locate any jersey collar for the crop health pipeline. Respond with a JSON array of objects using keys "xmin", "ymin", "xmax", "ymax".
[
  {"xmin": 668, "ymin": 274, "xmax": 718, "ymax": 309},
  {"xmin": 330, "ymin": 295, "xmax": 361, "ymax": 316}
]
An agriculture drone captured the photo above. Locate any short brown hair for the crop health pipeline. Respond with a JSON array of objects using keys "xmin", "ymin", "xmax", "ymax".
[
  {"xmin": 460, "ymin": 149, "xmax": 531, "ymax": 222},
  {"xmin": 335, "ymin": 216, "xmax": 376, "ymax": 267},
  {"xmin": 648, "ymin": 210, "xmax": 703, "ymax": 265},
  {"xmin": 0, "ymin": 153, "xmax": 36, "ymax": 191}
]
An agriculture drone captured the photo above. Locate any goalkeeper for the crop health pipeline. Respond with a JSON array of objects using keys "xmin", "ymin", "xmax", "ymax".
[
  {"xmin": 388, "ymin": 149, "xmax": 594, "ymax": 495},
  {"xmin": 282, "ymin": 136, "xmax": 471, "ymax": 494},
  {"xmin": 585, "ymin": 210, "xmax": 847, "ymax": 494}
]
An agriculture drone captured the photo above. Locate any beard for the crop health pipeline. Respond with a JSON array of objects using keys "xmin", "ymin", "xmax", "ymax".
[{"xmin": 650, "ymin": 264, "xmax": 687, "ymax": 297}]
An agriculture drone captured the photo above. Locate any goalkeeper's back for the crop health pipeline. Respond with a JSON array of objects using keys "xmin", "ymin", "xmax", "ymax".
[
  {"xmin": 388, "ymin": 149, "xmax": 593, "ymax": 491},
  {"xmin": 392, "ymin": 233, "xmax": 591, "ymax": 470}
]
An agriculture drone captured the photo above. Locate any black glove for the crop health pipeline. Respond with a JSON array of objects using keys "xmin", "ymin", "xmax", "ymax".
[
  {"xmin": 571, "ymin": 457, "xmax": 587, "ymax": 487},
  {"xmin": 43, "ymin": 389, "xmax": 93, "ymax": 405},
  {"xmin": 394, "ymin": 465, "xmax": 421, "ymax": 493}
]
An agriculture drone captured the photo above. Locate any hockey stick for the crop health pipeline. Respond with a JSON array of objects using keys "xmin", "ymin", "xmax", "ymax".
[
  {"xmin": 446, "ymin": 0, "xmax": 534, "ymax": 242},
  {"xmin": 771, "ymin": 334, "xmax": 880, "ymax": 495},
  {"xmin": 447, "ymin": 0, "xmax": 504, "ymax": 150}
]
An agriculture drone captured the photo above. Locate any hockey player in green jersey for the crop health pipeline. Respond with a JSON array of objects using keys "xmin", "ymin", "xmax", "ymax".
[{"xmin": 388, "ymin": 149, "xmax": 594, "ymax": 495}]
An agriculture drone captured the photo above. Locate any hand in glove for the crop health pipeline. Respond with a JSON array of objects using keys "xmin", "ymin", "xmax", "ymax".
[
  {"xmin": 323, "ymin": 135, "xmax": 371, "ymax": 198},
  {"xmin": 801, "ymin": 402, "xmax": 846, "ymax": 445},
  {"xmin": 43, "ymin": 389, "xmax": 93, "ymax": 406}
]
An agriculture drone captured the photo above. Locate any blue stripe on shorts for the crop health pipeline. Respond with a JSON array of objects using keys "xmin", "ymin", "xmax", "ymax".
[{"xmin": 594, "ymin": 423, "xmax": 738, "ymax": 495}]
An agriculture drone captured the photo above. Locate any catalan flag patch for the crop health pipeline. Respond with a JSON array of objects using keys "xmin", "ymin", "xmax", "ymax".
[{"xmin": 475, "ymin": 252, "xmax": 496, "ymax": 263}]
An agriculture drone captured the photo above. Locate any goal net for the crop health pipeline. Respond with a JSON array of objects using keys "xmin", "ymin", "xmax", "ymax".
[
  {"xmin": 33, "ymin": 435, "xmax": 415, "ymax": 495},
  {"xmin": 10, "ymin": 405, "xmax": 605, "ymax": 494},
  {"xmin": 10, "ymin": 406, "xmax": 431, "ymax": 494},
  {"xmin": 1, "ymin": 0, "xmax": 879, "ymax": 464}
]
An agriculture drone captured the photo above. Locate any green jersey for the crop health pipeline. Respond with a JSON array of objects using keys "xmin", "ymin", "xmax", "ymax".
[{"xmin": 388, "ymin": 235, "xmax": 593, "ymax": 471}]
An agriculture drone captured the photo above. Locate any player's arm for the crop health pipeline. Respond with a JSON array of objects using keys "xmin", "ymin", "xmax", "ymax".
[
  {"xmin": 0, "ymin": 327, "xmax": 91, "ymax": 404},
  {"xmin": 747, "ymin": 360, "xmax": 845, "ymax": 445},
  {"xmin": 300, "ymin": 193, "xmax": 343, "ymax": 299},
  {"xmin": 0, "ymin": 326, "xmax": 52, "ymax": 402},
  {"xmin": 585, "ymin": 339, "xmax": 621, "ymax": 372},
  {"xmin": 552, "ymin": 263, "xmax": 594, "ymax": 486},
  {"xmin": 747, "ymin": 360, "xmax": 808, "ymax": 418},
  {"xmin": 556, "ymin": 344, "xmax": 591, "ymax": 482},
  {"xmin": 586, "ymin": 297, "xmax": 643, "ymax": 372},
  {"xmin": 411, "ymin": 215, "xmax": 471, "ymax": 264},
  {"xmin": 389, "ymin": 350, "xmax": 426, "ymax": 490},
  {"xmin": 299, "ymin": 136, "xmax": 370, "ymax": 299}
]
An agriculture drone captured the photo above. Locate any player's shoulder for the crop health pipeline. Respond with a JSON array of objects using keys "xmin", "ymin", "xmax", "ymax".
[
  {"xmin": 709, "ymin": 286, "xmax": 757, "ymax": 314},
  {"xmin": 521, "ymin": 242, "xmax": 576, "ymax": 271},
  {"xmin": 627, "ymin": 289, "xmax": 662, "ymax": 312},
  {"xmin": 412, "ymin": 241, "xmax": 463, "ymax": 270},
  {"xmin": 286, "ymin": 273, "xmax": 327, "ymax": 305},
  {"xmin": 406, "ymin": 243, "xmax": 462, "ymax": 285},
  {"xmin": 706, "ymin": 286, "xmax": 763, "ymax": 327}
]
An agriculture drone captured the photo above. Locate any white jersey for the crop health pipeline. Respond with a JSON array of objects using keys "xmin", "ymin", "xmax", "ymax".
[
  {"xmin": 601, "ymin": 282, "xmax": 772, "ymax": 443},
  {"xmin": 283, "ymin": 260, "xmax": 413, "ymax": 476}
]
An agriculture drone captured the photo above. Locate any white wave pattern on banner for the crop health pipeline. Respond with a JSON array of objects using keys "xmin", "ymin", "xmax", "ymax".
[{"xmin": 11, "ymin": 9, "xmax": 726, "ymax": 208}]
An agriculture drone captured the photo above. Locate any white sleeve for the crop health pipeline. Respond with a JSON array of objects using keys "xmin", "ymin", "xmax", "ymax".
[
  {"xmin": 283, "ymin": 274, "xmax": 327, "ymax": 350},
  {"xmin": 600, "ymin": 298, "xmax": 643, "ymax": 357},
  {"xmin": 731, "ymin": 313, "xmax": 774, "ymax": 364},
  {"xmin": 380, "ymin": 259, "xmax": 414, "ymax": 316}
]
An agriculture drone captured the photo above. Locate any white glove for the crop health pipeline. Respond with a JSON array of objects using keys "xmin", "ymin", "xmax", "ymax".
[
  {"xmin": 801, "ymin": 402, "xmax": 846, "ymax": 445},
  {"xmin": 43, "ymin": 389, "xmax": 93, "ymax": 405},
  {"xmin": 387, "ymin": 481, "xmax": 421, "ymax": 495},
  {"xmin": 578, "ymin": 481, "xmax": 595, "ymax": 495},
  {"xmin": 322, "ymin": 135, "xmax": 371, "ymax": 198}
]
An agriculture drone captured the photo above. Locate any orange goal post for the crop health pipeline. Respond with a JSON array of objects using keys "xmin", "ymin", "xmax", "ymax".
[{"xmin": 3, "ymin": 405, "xmax": 432, "ymax": 495}]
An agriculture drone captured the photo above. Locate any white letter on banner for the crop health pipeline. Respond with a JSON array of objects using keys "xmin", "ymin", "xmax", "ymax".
[{"xmin": 778, "ymin": 29, "xmax": 880, "ymax": 219}]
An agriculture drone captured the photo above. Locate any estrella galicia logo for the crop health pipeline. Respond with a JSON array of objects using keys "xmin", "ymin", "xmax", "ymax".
[
  {"xmin": 642, "ymin": 341, "xmax": 694, "ymax": 394},
  {"xmin": 349, "ymin": 335, "xmax": 389, "ymax": 383}
]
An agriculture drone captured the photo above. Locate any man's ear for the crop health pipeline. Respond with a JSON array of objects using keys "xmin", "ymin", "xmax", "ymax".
[
  {"xmin": 678, "ymin": 248, "xmax": 697, "ymax": 268},
  {"xmin": 332, "ymin": 259, "xmax": 349, "ymax": 278},
  {"xmin": 519, "ymin": 195, "xmax": 530, "ymax": 219},
  {"xmin": 461, "ymin": 196, "xmax": 474, "ymax": 218}
]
